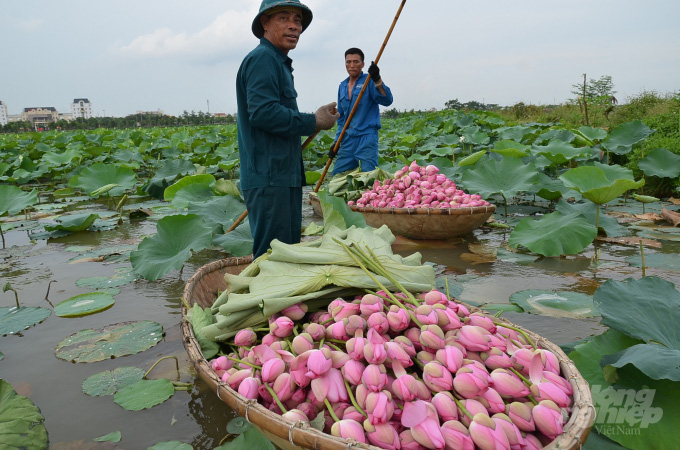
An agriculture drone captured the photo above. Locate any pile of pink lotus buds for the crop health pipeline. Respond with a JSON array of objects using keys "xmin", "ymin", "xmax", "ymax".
[
  {"xmin": 348, "ymin": 161, "xmax": 492, "ymax": 210},
  {"xmin": 210, "ymin": 289, "xmax": 572, "ymax": 449}
]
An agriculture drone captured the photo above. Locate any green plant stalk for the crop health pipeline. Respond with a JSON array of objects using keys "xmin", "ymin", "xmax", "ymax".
[
  {"xmin": 324, "ymin": 398, "xmax": 341, "ymax": 422},
  {"xmin": 145, "ymin": 356, "xmax": 180, "ymax": 380},
  {"xmin": 227, "ymin": 356, "xmax": 262, "ymax": 370},
  {"xmin": 640, "ymin": 241, "xmax": 646, "ymax": 277},
  {"xmin": 364, "ymin": 245, "xmax": 420, "ymax": 306},
  {"xmin": 509, "ymin": 368, "xmax": 539, "ymax": 405},
  {"xmin": 367, "ymin": 289, "xmax": 422, "ymax": 327},
  {"xmin": 344, "ymin": 379, "xmax": 368, "ymax": 418},
  {"xmin": 501, "ymin": 192, "xmax": 508, "ymax": 217},
  {"xmin": 264, "ymin": 383, "xmax": 289, "ymax": 414},
  {"xmin": 453, "ymin": 396, "xmax": 474, "ymax": 420},
  {"xmin": 493, "ymin": 322, "xmax": 537, "ymax": 350}
]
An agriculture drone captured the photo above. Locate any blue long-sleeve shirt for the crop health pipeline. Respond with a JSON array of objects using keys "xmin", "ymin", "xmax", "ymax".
[
  {"xmin": 236, "ymin": 38, "xmax": 317, "ymax": 190},
  {"xmin": 335, "ymin": 72, "xmax": 393, "ymax": 140}
]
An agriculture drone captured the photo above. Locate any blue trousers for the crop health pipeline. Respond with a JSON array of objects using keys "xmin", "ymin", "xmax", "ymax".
[
  {"xmin": 243, "ymin": 186, "xmax": 302, "ymax": 258},
  {"xmin": 331, "ymin": 132, "xmax": 379, "ymax": 176}
]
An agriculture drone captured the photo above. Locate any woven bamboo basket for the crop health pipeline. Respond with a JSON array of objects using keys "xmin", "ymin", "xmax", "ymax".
[
  {"xmin": 182, "ymin": 257, "xmax": 594, "ymax": 450},
  {"xmin": 309, "ymin": 193, "xmax": 496, "ymax": 239}
]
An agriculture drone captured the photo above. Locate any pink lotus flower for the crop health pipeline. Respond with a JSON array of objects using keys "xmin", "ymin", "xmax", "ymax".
[
  {"xmin": 269, "ymin": 316, "xmax": 294, "ymax": 338},
  {"xmin": 489, "ymin": 368, "xmax": 529, "ymax": 398},
  {"xmin": 346, "ymin": 331, "xmax": 367, "ymax": 361},
  {"xmin": 491, "ymin": 413, "xmax": 525, "ymax": 448},
  {"xmin": 402, "ymin": 400, "xmax": 446, "ymax": 450},
  {"xmin": 511, "ymin": 348, "xmax": 560, "ymax": 375},
  {"xmin": 393, "ymin": 335, "xmax": 417, "ymax": 357},
  {"xmin": 210, "ymin": 356, "xmax": 233, "ymax": 378},
  {"xmin": 280, "ymin": 302, "xmax": 307, "ymax": 321},
  {"xmin": 364, "ymin": 421, "xmax": 401, "ymax": 450},
  {"xmin": 304, "ymin": 322, "xmax": 325, "ymax": 341},
  {"xmin": 251, "ymin": 344, "xmax": 279, "ymax": 365},
  {"xmin": 225, "ymin": 368, "xmax": 251, "ymax": 390},
  {"xmin": 364, "ymin": 328, "xmax": 388, "ymax": 364},
  {"xmin": 529, "ymin": 353, "xmax": 571, "ymax": 407},
  {"xmin": 466, "ymin": 313, "xmax": 497, "ymax": 334},
  {"xmin": 453, "ymin": 367, "xmax": 490, "ymax": 399},
  {"xmin": 419, "ymin": 324, "xmax": 446, "ymax": 351},
  {"xmin": 344, "ymin": 315, "xmax": 367, "ymax": 336},
  {"xmin": 441, "ymin": 420, "xmax": 475, "ymax": 450},
  {"xmin": 540, "ymin": 370, "xmax": 573, "ymax": 396},
  {"xmin": 330, "ymin": 350, "xmax": 351, "ymax": 369},
  {"xmin": 365, "ymin": 390, "xmax": 395, "ymax": 425},
  {"xmin": 399, "ymin": 429, "xmax": 428, "ymax": 450},
  {"xmin": 330, "ymin": 299, "xmax": 361, "ymax": 321},
  {"xmin": 415, "ymin": 305, "xmax": 439, "ymax": 325},
  {"xmin": 385, "ymin": 341, "xmax": 414, "ymax": 368},
  {"xmin": 331, "ymin": 419, "xmax": 367, "ymax": 443},
  {"xmin": 392, "ymin": 374, "xmax": 419, "ymax": 402},
  {"xmin": 305, "ymin": 348, "xmax": 332, "ymax": 380},
  {"xmin": 325, "ymin": 320, "xmax": 350, "ymax": 340},
  {"xmin": 261, "ymin": 358, "xmax": 286, "ymax": 383},
  {"xmin": 368, "ymin": 312, "xmax": 390, "ymax": 334},
  {"xmin": 297, "ymin": 401, "xmax": 317, "ymax": 420},
  {"xmin": 387, "ymin": 305, "xmax": 411, "ymax": 332},
  {"xmin": 431, "ymin": 392, "xmax": 459, "ymax": 422},
  {"xmin": 506, "ymin": 401, "xmax": 535, "ymax": 432},
  {"xmin": 272, "ymin": 372, "xmax": 296, "ymax": 402},
  {"xmin": 456, "ymin": 325, "xmax": 492, "ymax": 352},
  {"xmin": 459, "ymin": 399, "xmax": 489, "ymax": 428},
  {"xmin": 284, "ymin": 387, "xmax": 307, "ymax": 410},
  {"xmin": 261, "ymin": 333, "xmax": 281, "ymax": 346},
  {"xmin": 281, "ymin": 408, "xmax": 308, "ymax": 423},
  {"xmin": 423, "ymin": 361, "xmax": 454, "ymax": 392},
  {"xmin": 423, "ymin": 289, "xmax": 448, "ymax": 306},
  {"xmin": 468, "ymin": 413, "xmax": 510, "ymax": 450},
  {"xmin": 291, "ymin": 332, "xmax": 314, "ymax": 355},
  {"xmin": 532, "ymin": 400, "xmax": 565, "ymax": 440},
  {"xmin": 360, "ymin": 293, "xmax": 385, "ymax": 316},
  {"xmin": 237, "ymin": 376, "xmax": 261, "ymax": 400},
  {"xmin": 432, "ymin": 304, "xmax": 462, "ymax": 331},
  {"xmin": 311, "ymin": 367, "xmax": 348, "ymax": 403},
  {"xmin": 363, "ymin": 363, "xmax": 389, "ymax": 392},
  {"xmin": 435, "ymin": 345, "xmax": 464, "ymax": 374},
  {"xmin": 289, "ymin": 351, "xmax": 311, "ymax": 388},
  {"xmin": 234, "ymin": 328, "xmax": 257, "ymax": 347},
  {"xmin": 476, "ymin": 387, "xmax": 506, "ymax": 414},
  {"xmin": 342, "ymin": 405, "xmax": 365, "ymax": 422},
  {"xmin": 481, "ymin": 347, "xmax": 513, "ymax": 370}
]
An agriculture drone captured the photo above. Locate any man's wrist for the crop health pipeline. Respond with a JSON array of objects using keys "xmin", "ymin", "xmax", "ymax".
[{"xmin": 374, "ymin": 79, "xmax": 383, "ymax": 88}]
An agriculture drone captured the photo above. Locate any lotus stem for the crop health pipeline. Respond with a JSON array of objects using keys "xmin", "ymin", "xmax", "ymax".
[
  {"xmin": 493, "ymin": 322, "xmax": 537, "ymax": 350},
  {"xmin": 226, "ymin": 356, "xmax": 262, "ymax": 370},
  {"xmin": 367, "ymin": 290, "xmax": 422, "ymax": 328},
  {"xmin": 264, "ymin": 383, "xmax": 289, "ymax": 414},
  {"xmin": 145, "ymin": 356, "xmax": 180, "ymax": 380},
  {"xmin": 344, "ymin": 379, "xmax": 368, "ymax": 418},
  {"xmin": 324, "ymin": 398, "xmax": 341, "ymax": 422},
  {"xmin": 640, "ymin": 241, "xmax": 646, "ymax": 277},
  {"xmin": 452, "ymin": 396, "xmax": 474, "ymax": 420},
  {"xmin": 3, "ymin": 283, "xmax": 20, "ymax": 308},
  {"xmin": 509, "ymin": 368, "xmax": 539, "ymax": 405}
]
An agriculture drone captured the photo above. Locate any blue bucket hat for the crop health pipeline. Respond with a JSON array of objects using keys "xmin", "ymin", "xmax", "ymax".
[{"xmin": 252, "ymin": 0, "xmax": 313, "ymax": 39}]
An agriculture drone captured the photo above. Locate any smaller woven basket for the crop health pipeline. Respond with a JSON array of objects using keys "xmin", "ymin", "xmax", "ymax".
[{"xmin": 182, "ymin": 257, "xmax": 594, "ymax": 450}]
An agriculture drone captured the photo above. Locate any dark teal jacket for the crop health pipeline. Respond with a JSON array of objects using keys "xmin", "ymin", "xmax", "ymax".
[{"xmin": 236, "ymin": 38, "xmax": 317, "ymax": 190}]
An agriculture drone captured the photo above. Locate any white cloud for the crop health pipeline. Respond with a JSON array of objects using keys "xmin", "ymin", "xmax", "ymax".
[{"xmin": 2, "ymin": 16, "xmax": 45, "ymax": 32}]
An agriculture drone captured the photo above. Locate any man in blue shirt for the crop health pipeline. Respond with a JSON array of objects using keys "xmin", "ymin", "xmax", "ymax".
[
  {"xmin": 329, "ymin": 48, "xmax": 394, "ymax": 176},
  {"xmin": 236, "ymin": 0, "xmax": 339, "ymax": 258}
]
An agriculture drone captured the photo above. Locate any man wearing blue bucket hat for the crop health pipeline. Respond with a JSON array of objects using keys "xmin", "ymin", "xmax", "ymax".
[{"xmin": 237, "ymin": 0, "xmax": 339, "ymax": 258}]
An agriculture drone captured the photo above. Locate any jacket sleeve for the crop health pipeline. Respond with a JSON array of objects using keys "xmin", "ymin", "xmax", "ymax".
[{"xmin": 370, "ymin": 80, "xmax": 394, "ymax": 107}]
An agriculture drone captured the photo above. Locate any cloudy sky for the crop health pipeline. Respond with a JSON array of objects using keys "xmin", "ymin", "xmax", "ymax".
[{"xmin": 2, "ymin": 0, "xmax": 678, "ymax": 118}]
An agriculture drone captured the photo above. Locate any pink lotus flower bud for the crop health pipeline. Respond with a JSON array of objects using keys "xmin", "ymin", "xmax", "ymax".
[
  {"xmin": 281, "ymin": 408, "xmax": 308, "ymax": 423},
  {"xmin": 506, "ymin": 401, "xmax": 535, "ymax": 432},
  {"xmin": 365, "ymin": 390, "xmax": 395, "ymax": 425},
  {"xmin": 225, "ymin": 368, "xmax": 251, "ymax": 390},
  {"xmin": 385, "ymin": 341, "xmax": 414, "ymax": 368},
  {"xmin": 347, "ymin": 332, "xmax": 367, "ymax": 361},
  {"xmin": 364, "ymin": 421, "xmax": 401, "ymax": 450},
  {"xmin": 492, "ymin": 413, "xmax": 526, "ymax": 448},
  {"xmin": 331, "ymin": 299, "xmax": 361, "ymax": 321},
  {"xmin": 405, "ymin": 327, "xmax": 423, "ymax": 351},
  {"xmin": 289, "ymin": 351, "xmax": 311, "ymax": 388},
  {"xmin": 311, "ymin": 367, "xmax": 349, "ymax": 403},
  {"xmin": 261, "ymin": 358, "xmax": 286, "ymax": 383},
  {"xmin": 523, "ymin": 433, "xmax": 544, "ymax": 450},
  {"xmin": 453, "ymin": 367, "xmax": 490, "ymax": 399},
  {"xmin": 272, "ymin": 372, "xmax": 296, "ymax": 402},
  {"xmin": 481, "ymin": 347, "xmax": 513, "ymax": 370},
  {"xmin": 292, "ymin": 333, "xmax": 314, "ymax": 355},
  {"xmin": 221, "ymin": 368, "xmax": 237, "ymax": 383},
  {"xmin": 489, "ymin": 368, "xmax": 529, "ymax": 398},
  {"xmin": 269, "ymin": 316, "xmax": 294, "ymax": 338},
  {"xmin": 297, "ymin": 401, "xmax": 317, "ymax": 420},
  {"xmin": 387, "ymin": 305, "xmax": 411, "ymax": 332},
  {"xmin": 528, "ymin": 353, "xmax": 571, "ymax": 407},
  {"xmin": 304, "ymin": 322, "xmax": 326, "ymax": 341},
  {"xmin": 415, "ymin": 305, "xmax": 439, "ymax": 325},
  {"xmin": 466, "ymin": 313, "xmax": 497, "ymax": 334},
  {"xmin": 402, "ymin": 400, "xmax": 446, "ymax": 450},
  {"xmin": 435, "ymin": 345, "xmax": 464, "ymax": 374},
  {"xmin": 459, "ymin": 399, "xmax": 489, "ymax": 428},
  {"xmin": 305, "ymin": 348, "xmax": 332, "ymax": 380},
  {"xmin": 476, "ymin": 387, "xmax": 506, "ymax": 415},
  {"xmin": 367, "ymin": 312, "xmax": 390, "ymax": 334},
  {"xmin": 280, "ymin": 302, "xmax": 308, "ymax": 321},
  {"xmin": 362, "ymin": 364, "xmax": 389, "ymax": 392},
  {"xmin": 417, "ymin": 351, "xmax": 435, "ymax": 365},
  {"xmin": 423, "ymin": 361, "xmax": 454, "ymax": 392},
  {"xmin": 532, "ymin": 400, "xmax": 565, "ymax": 440},
  {"xmin": 331, "ymin": 419, "xmax": 367, "ymax": 443},
  {"xmin": 391, "ymin": 374, "xmax": 419, "ymax": 402},
  {"xmin": 441, "ymin": 420, "xmax": 475, "ymax": 450},
  {"xmin": 237, "ymin": 376, "xmax": 261, "ymax": 400},
  {"xmin": 344, "ymin": 315, "xmax": 366, "ymax": 336},
  {"xmin": 284, "ymin": 387, "xmax": 307, "ymax": 410},
  {"xmin": 234, "ymin": 328, "xmax": 257, "ymax": 347},
  {"xmin": 399, "ymin": 429, "xmax": 428, "ymax": 450},
  {"xmin": 360, "ymin": 293, "xmax": 385, "ymax": 316},
  {"xmin": 341, "ymin": 359, "xmax": 365, "ymax": 386},
  {"xmin": 210, "ymin": 355, "xmax": 233, "ymax": 373},
  {"xmin": 330, "ymin": 350, "xmax": 351, "ymax": 369},
  {"xmin": 393, "ymin": 335, "xmax": 417, "ymax": 357},
  {"xmin": 422, "ymin": 289, "xmax": 447, "ymax": 306},
  {"xmin": 468, "ymin": 413, "xmax": 511, "ymax": 450},
  {"xmin": 364, "ymin": 328, "xmax": 388, "ymax": 364},
  {"xmin": 419, "ymin": 324, "xmax": 446, "ymax": 351},
  {"xmin": 261, "ymin": 333, "xmax": 280, "ymax": 346},
  {"xmin": 540, "ymin": 370, "xmax": 573, "ymax": 396},
  {"xmin": 455, "ymin": 302, "xmax": 470, "ymax": 317},
  {"xmin": 251, "ymin": 344, "xmax": 279, "ymax": 365},
  {"xmin": 432, "ymin": 304, "xmax": 462, "ymax": 331},
  {"xmin": 432, "ymin": 392, "xmax": 459, "ymax": 422},
  {"xmin": 456, "ymin": 325, "xmax": 492, "ymax": 352},
  {"xmin": 325, "ymin": 320, "xmax": 350, "ymax": 340}
]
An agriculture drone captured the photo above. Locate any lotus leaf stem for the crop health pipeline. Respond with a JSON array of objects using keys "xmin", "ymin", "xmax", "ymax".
[
  {"xmin": 640, "ymin": 241, "xmax": 646, "ymax": 277},
  {"xmin": 264, "ymin": 383, "xmax": 289, "ymax": 414},
  {"xmin": 226, "ymin": 356, "xmax": 262, "ymax": 370},
  {"xmin": 367, "ymin": 289, "xmax": 422, "ymax": 328},
  {"xmin": 324, "ymin": 398, "xmax": 341, "ymax": 422},
  {"xmin": 452, "ymin": 396, "xmax": 474, "ymax": 420},
  {"xmin": 344, "ymin": 379, "xmax": 368, "ymax": 418},
  {"xmin": 145, "ymin": 355, "xmax": 180, "ymax": 380},
  {"xmin": 493, "ymin": 322, "xmax": 537, "ymax": 350}
]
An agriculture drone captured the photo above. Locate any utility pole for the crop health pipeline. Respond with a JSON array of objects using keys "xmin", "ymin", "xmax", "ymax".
[{"xmin": 207, "ymin": 99, "xmax": 210, "ymax": 114}]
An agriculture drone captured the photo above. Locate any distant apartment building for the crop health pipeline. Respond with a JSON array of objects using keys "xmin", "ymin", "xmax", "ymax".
[
  {"xmin": 0, "ymin": 100, "xmax": 8, "ymax": 126},
  {"xmin": 71, "ymin": 98, "xmax": 93, "ymax": 119},
  {"xmin": 21, "ymin": 107, "xmax": 59, "ymax": 128}
]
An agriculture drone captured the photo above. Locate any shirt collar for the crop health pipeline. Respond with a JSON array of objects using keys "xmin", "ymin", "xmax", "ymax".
[{"xmin": 260, "ymin": 38, "xmax": 293, "ymax": 67}]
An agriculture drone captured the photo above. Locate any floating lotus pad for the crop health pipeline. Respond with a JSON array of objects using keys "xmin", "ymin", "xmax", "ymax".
[
  {"xmin": 54, "ymin": 292, "xmax": 115, "ymax": 317},
  {"xmin": 0, "ymin": 306, "xmax": 52, "ymax": 336},
  {"xmin": 0, "ymin": 379, "xmax": 49, "ymax": 449},
  {"xmin": 82, "ymin": 366, "xmax": 146, "ymax": 397},
  {"xmin": 113, "ymin": 378, "xmax": 175, "ymax": 411}
]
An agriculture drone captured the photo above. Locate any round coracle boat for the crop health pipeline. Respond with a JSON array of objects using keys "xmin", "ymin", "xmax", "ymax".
[
  {"xmin": 309, "ymin": 193, "xmax": 496, "ymax": 240},
  {"xmin": 182, "ymin": 256, "xmax": 594, "ymax": 450}
]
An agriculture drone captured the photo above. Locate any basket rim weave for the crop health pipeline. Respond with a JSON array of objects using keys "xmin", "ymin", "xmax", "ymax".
[
  {"xmin": 350, "ymin": 203, "xmax": 497, "ymax": 216},
  {"xmin": 182, "ymin": 256, "xmax": 594, "ymax": 450}
]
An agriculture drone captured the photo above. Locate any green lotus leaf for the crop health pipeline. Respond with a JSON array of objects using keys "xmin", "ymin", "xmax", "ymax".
[
  {"xmin": 42, "ymin": 148, "xmax": 82, "ymax": 166},
  {"xmin": 54, "ymin": 292, "xmax": 115, "ymax": 317},
  {"xmin": 55, "ymin": 320, "xmax": 163, "ymax": 363},
  {"xmin": 318, "ymin": 189, "xmax": 366, "ymax": 233},
  {"xmin": 188, "ymin": 196, "xmax": 247, "ymax": 234},
  {"xmin": 163, "ymin": 174, "xmax": 215, "ymax": 201},
  {"xmin": 601, "ymin": 120, "xmax": 655, "ymax": 155},
  {"xmin": 559, "ymin": 166, "xmax": 644, "ymax": 205},
  {"xmin": 0, "ymin": 306, "xmax": 52, "ymax": 336},
  {"xmin": 490, "ymin": 139, "xmax": 530, "ymax": 158},
  {"xmin": 555, "ymin": 199, "xmax": 628, "ymax": 237},
  {"xmin": 305, "ymin": 170, "xmax": 323, "ymax": 185},
  {"xmin": 602, "ymin": 344, "xmax": 680, "ymax": 381},
  {"xmin": 227, "ymin": 416, "xmax": 252, "ymax": 434},
  {"xmin": 533, "ymin": 173, "xmax": 568, "ymax": 202},
  {"xmin": 531, "ymin": 139, "xmax": 589, "ymax": 165},
  {"xmin": 633, "ymin": 194, "xmax": 659, "ymax": 204},
  {"xmin": 457, "ymin": 150, "xmax": 486, "ymax": 166},
  {"xmin": 76, "ymin": 267, "xmax": 138, "ymax": 290},
  {"xmin": 93, "ymin": 431, "xmax": 122, "ymax": 443},
  {"xmin": 638, "ymin": 148, "xmax": 680, "ymax": 179},
  {"xmin": 130, "ymin": 214, "xmax": 213, "ymax": 280},
  {"xmin": 577, "ymin": 125, "xmax": 608, "ymax": 143},
  {"xmin": 626, "ymin": 252, "xmax": 680, "ymax": 272},
  {"xmin": 148, "ymin": 442, "xmax": 194, "ymax": 450},
  {"xmin": 509, "ymin": 289, "xmax": 596, "ymax": 318},
  {"xmin": 213, "ymin": 221, "xmax": 254, "ymax": 257},
  {"xmin": 82, "ymin": 367, "xmax": 146, "ymax": 397},
  {"xmin": 496, "ymin": 125, "xmax": 534, "ymax": 142},
  {"xmin": 0, "ymin": 185, "xmax": 38, "ymax": 216},
  {"xmin": 217, "ymin": 427, "xmax": 276, "ymax": 450},
  {"xmin": 69, "ymin": 162, "xmax": 136, "ymax": 197},
  {"xmin": 113, "ymin": 378, "xmax": 174, "ymax": 411},
  {"xmin": 44, "ymin": 213, "xmax": 99, "ymax": 232},
  {"xmin": 0, "ymin": 379, "xmax": 49, "ymax": 449},
  {"xmin": 169, "ymin": 183, "xmax": 216, "ymax": 209},
  {"xmin": 509, "ymin": 211, "xmax": 598, "ymax": 256},
  {"xmin": 460, "ymin": 155, "xmax": 538, "ymax": 200},
  {"xmin": 213, "ymin": 178, "xmax": 241, "ymax": 198}
]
